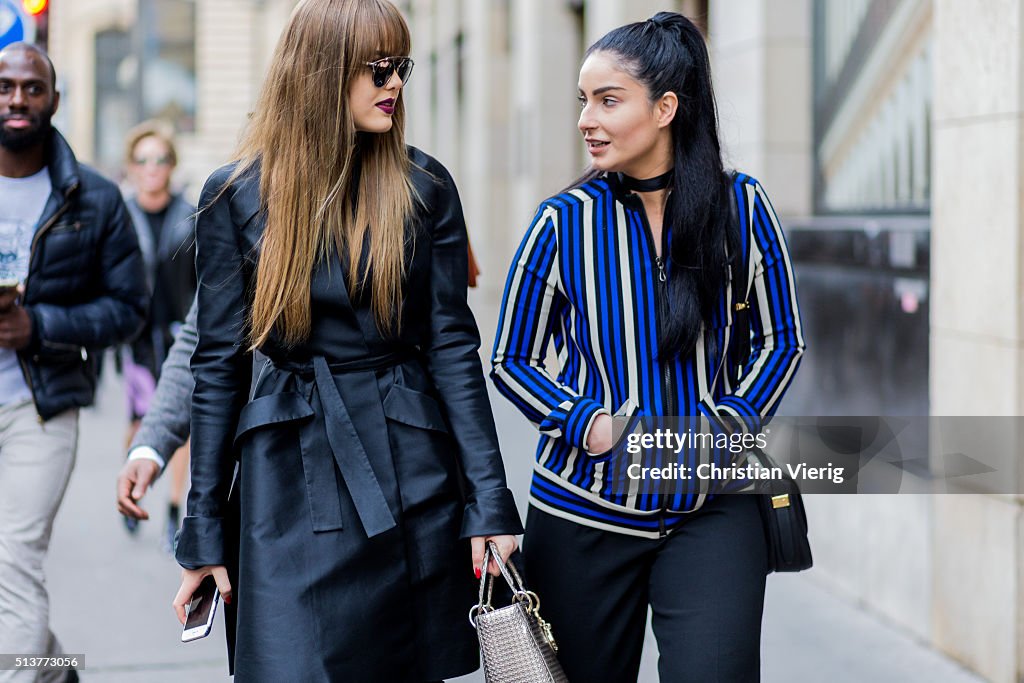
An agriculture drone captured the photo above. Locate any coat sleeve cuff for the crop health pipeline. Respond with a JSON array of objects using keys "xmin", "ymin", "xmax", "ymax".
[
  {"xmin": 715, "ymin": 395, "xmax": 762, "ymax": 434},
  {"xmin": 174, "ymin": 515, "xmax": 226, "ymax": 569},
  {"xmin": 127, "ymin": 445, "xmax": 166, "ymax": 472},
  {"xmin": 459, "ymin": 487, "xmax": 524, "ymax": 538},
  {"xmin": 565, "ymin": 396, "xmax": 606, "ymax": 450}
]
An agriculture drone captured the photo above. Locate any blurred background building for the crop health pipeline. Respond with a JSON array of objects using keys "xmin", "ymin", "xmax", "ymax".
[{"xmin": 16, "ymin": 0, "xmax": 1022, "ymax": 680}]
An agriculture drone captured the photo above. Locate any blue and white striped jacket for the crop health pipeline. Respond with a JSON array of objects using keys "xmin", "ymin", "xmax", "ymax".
[{"xmin": 490, "ymin": 172, "xmax": 805, "ymax": 536}]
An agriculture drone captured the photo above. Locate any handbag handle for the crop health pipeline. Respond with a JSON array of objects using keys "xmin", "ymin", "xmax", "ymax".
[
  {"xmin": 469, "ymin": 541, "xmax": 538, "ymax": 626},
  {"xmin": 469, "ymin": 542, "xmax": 561, "ymax": 652}
]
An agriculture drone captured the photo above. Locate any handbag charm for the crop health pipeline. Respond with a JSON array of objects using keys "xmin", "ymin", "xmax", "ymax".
[{"xmin": 469, "ymin": 542, "xmax": 568, "ymax": 683}]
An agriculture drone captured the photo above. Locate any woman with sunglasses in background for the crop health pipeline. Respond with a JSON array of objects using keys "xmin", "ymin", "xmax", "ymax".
[
  {"xmin": 492, "ymin": 12, "xmax": 804, "ymax": 682},
  {"xmin": 170, "ymin": 1, "xmax": 521, "ymax": 680},
  {"xmin": 119, "ymin": 121, "xmax": 196, "ymax": 550}
]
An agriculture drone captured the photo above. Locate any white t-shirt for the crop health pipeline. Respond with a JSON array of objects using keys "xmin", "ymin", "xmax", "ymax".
[{"xmin": 0, "ymin": 168, "xmax": 52, "ymax": 405}]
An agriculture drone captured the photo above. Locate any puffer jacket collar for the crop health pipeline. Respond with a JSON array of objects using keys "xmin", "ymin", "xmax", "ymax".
[{"xmin": 44, "ymin": 129, "xmax": 81, "ymax": 200}]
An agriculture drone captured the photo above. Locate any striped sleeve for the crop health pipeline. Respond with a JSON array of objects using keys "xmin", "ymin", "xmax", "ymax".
[
  {"xmin": 715, "ymin": 180, "xmax": 805, "ymax": 432},
  {"xmin": 490, "ymin": 204, "xmax": 607, "ymax": 451}
]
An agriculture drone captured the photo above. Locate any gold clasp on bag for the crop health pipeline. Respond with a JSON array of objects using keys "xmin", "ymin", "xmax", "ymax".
[
  {"xmin": 771, "ymin": 494, "xmax": 790, "ymax": 509},
  {"xmin": 517, "ymin": 590, "xmax": 558, "ymax": 653},
  {"xmin": 536, "ymin": 613, "xmax": 558, "ymax": 652}
]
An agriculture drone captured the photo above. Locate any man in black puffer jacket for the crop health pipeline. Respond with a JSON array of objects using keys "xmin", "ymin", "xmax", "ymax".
[{"xmin": 0, "ymin": 43, "xmax": 146, "ymax": 681}]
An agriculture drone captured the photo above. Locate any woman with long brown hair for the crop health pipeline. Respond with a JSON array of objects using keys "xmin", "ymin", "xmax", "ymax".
[{"xmin": 170, "ymin": 1, "xmax": 521, "ymax": 680}]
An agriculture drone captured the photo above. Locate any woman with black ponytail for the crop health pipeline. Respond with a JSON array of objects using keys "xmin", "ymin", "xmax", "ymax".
[{"xmin": 492, "ymin": 12, "xmax": 804, "ymax": 682}]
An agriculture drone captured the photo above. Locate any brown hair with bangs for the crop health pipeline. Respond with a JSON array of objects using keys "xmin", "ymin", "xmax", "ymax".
[{"xmin": 227, "ymin": 0, "xmax": 415, "ymax": 348}]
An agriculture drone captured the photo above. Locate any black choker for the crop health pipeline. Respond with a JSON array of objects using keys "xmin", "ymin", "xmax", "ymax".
[{"xmin": 618, "ymin": 169, "xmax": 674, "ymax": 193}]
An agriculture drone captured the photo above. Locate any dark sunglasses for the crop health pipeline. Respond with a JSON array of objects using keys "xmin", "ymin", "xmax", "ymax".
[
  {"xmin": 132, "ymin": 155, "xmax": 172, "ymax": 167},
  {"xmin": 364, "ymin": 56, "xmax": 414, "ymax": 88}
]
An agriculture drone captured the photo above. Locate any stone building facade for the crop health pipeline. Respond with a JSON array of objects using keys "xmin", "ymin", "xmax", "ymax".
[{"xmin": 45, "ymin": 1, "xmax": 1024, "ymax": 680}]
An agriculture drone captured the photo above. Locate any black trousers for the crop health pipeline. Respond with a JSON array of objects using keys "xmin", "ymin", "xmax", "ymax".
[{"xmin": 522, "ymin": 495, "xmax": 767, "ymax": 683}]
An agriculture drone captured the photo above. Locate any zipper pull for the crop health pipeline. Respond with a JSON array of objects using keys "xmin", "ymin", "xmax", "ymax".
[{"xmin": 656, "ymin": 257, "xmax": 667, "ymax": 282}]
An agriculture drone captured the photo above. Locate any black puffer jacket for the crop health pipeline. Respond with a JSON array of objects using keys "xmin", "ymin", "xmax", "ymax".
[{"xmin": 17, "ymin": 130, "xmax": 148, "ymax": 420}]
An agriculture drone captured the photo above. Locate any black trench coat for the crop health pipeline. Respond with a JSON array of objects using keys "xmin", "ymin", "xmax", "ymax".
[{"xmin": 174, "ymin": 148, "xmax": 523, "ymax": 682}]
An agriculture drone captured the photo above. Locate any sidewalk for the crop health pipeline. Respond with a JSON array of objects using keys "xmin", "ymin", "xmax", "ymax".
[
  {"xmin": 759, "ymin": 573, "xmax": 983, "ymax": 683},
  {"xmin": 39, "ymin": 366, "xmax": 987, "ymax": 682}
]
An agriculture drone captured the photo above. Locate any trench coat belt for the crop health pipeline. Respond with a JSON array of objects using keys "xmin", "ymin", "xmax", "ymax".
[{"xmin": 270, "ymin": 352, "xmax": 412, "ymax": 538}]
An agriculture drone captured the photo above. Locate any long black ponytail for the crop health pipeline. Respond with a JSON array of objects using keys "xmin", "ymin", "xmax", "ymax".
[{"xmin": 578, "ymin": 12, "xmax": 733, "ymax": 360}]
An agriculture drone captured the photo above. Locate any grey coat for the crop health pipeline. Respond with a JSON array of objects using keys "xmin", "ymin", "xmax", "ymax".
[
  {"xmin": 127, "ymin": 298, "xmax": 196, "ymax": 461},
  {"xmin": 128, "ymin": 299, "xmax": 261, "ymax": 462}
]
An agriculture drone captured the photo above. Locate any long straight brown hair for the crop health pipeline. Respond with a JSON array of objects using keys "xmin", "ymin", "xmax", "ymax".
[{"xmin": 228, "ymin": 0, "xmax": 415, "ymax": 348}]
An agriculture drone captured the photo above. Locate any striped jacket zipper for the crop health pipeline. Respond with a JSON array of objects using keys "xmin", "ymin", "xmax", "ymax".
[
  {"xmin": 659, "ymin": 272, "xmax": 673, "ymax": 537},
  {"xmin": 633, "ymin": 195, "xmax": 674, "ymax": 536}
]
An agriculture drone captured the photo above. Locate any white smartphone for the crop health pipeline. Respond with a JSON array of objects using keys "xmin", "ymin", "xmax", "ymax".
[{"xmin": 181, "ymin": 575, "xmax": 220, "ymax": 642}]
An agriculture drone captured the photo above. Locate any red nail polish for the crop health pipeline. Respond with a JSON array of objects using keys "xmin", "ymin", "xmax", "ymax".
[{"xmin": 474, "ymin": 567, "xmax": 481, "ymax": 579}]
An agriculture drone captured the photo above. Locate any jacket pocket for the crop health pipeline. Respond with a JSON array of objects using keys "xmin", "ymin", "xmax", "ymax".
[
  {"xmin": 233, "ymin": 392, "xmax": 314, "ymax": 446},
  {"xmin": 48, "ymin": 220, "xmax": 82, "ymax": 235},
  {"xmin": 586, "ymin": 398, "xmax": 641, "ymax": 460},
  {"xmin": 35, "ymin": 340, "xmax": 87, "ymax": 364},
  {"xmin": 381, "ymin": 383, "xmax": 450, "ymax": 433}
]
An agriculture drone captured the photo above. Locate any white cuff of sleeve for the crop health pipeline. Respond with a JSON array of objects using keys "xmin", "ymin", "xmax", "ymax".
[
  {"xmin": 582, "ymin": 408, "xmax": 612, "ymax": 455},
  {"xmin": 127, "ymin": 445, "xmax": 166, "ymax": 473}
]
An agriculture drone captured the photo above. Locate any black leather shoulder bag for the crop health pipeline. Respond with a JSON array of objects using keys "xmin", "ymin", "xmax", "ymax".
[{"xmin": 724, "ymin": 171, "xmax": 813, "ymax": 573}]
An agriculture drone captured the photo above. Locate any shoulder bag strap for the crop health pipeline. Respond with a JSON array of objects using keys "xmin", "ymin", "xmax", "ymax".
[{"xmin": 725, "ymin": 171, "xmax": 751, "ymax": 385}]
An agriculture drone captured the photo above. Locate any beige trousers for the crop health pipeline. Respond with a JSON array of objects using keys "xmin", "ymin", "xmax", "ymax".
[{"xmin": 0, "ymin": 400, "xmax": 78, "ymax": 683}]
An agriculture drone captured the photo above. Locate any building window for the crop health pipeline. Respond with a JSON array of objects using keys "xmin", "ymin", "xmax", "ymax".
[
  {"xmin": 92, "ymin": 0, "xmax": 196, "ymax": 173},
  {"xmin": 812, "ymin": 0, "xmax": 930, "ymax": 214},
  {"xmin": 138, "ymin": 0, "xmax": 196, "ymax": 132},
  {"xmin": 94, "ymin": 28, "xmax": 134, "ymax": 174}
]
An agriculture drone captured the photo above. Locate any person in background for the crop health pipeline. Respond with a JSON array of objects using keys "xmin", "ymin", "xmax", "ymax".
[
  {"xmin": 467, "ymin": 239, "xmax": 480, "ymax": 287},
  {"xmin": 0, "ymin": 42, "xmax": 146, "ymax": 683},
  {"xmin": 119, "ymin": 121, "xmax": 195, "ymax": 548}
]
